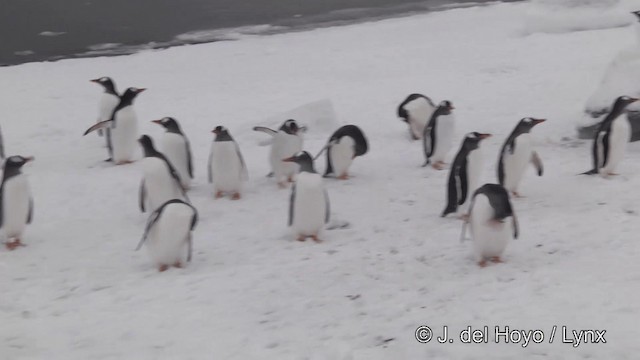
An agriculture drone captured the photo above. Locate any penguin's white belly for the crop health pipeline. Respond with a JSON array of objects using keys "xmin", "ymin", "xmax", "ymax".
[
  {"xmin": 111, "ymin": 107, "xmax": 138, "ymax": 163},
  {"xmin": 211, "ymin": 142, "xmax": 243, "ymax": 193},
  {"xmin": 405, "ymin": 98, "xmax": 435, "ymax": 139},
  {"xmin": 329, "ymin": 136, "xmax": 355, "ymax": 177},
  {"xmin": 270, "ymin": 132, "xmax": 302, "ymax": 182},
  {"xmin": 146, "ymin": 203, "xmax": 192, "ymax": 266},
  {"xmin": 292, "ymin": 173, "xmax": 326, "ymax": 236},
  {"xmin": 470, "ymin": 195, "xmax": 511, "ymax": 260},
  {"xmin": 2, "ymin": 175, "xmax": 30, "ymax": 238},
  {"xmin": 602, "ymin": 117, "xmax": 630, "ymax": 174},
  {"xmin": 142, "ymin": 158, "xmax": 183, "ymax": 211},
  {"xmin": 431, "ymin": 114, "xmax": 455, "ymax": 163},
  {"xmin": 503, "ymin": 135, "xmax": 532, "ymax": 192},
  {"xmin": 460, "ymin": 148, "xmax": 484, "ymax": 213},
  {"xmin": 98, "ymin": 93, "xmax": 119, "ymax": 122},
  {"xmin": 161, "ymin": 133, "xmax": 190, "ymax": 188}
]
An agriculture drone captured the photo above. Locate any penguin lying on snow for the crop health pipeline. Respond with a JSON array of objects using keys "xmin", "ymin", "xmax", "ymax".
[
  {"xmin": 136, "ymin": 199, "xmax": 198, "ymax": 272},
  {"xmin": 581, "ymin": 96, "xmax": 638, "ymax": 177},
  {"xmin": 0, "ymin": 156, "xmax": 34, "ymax": 250},
  {"xmin": 314, "ymin": 124, "xmax": 368, "ymax": 179},
  {"xmin": 461, "ymin": 184, "xmax": 518, "ymax": 268},
  {"xmin": 90, "ymin": 77, "xmax": 119, "ymax": 138},
  {"xmin": 138, "ymin": 135, "xmax": 187, "ymax": 213},
  {"xmin": 498, "ymin": 118, "xmax": 545, "ymax": 198},
  {"xmin": 83, "ymin": 87, "xmax": 146, "ymax": 164},
  {"xmin": 208, "ymin": 126, "xmax": 248, "ymax": 200},
  {"xmin": 397, "ymin": 93, "xmax": 436, "ymax": 140},
  {"xmin": 442, "ymin": 132, "xmax": 491, "ymax": 218},
  {"xmin": 152, "ymin": 117, "xmax": 193, "ymax": 189},
  {"xmin": 423, "ymin": 100, "xmax": 456, "ymax": 169},
  {"xmin": 254, "ymin": 119, "xmax": 305, "ymax": 188},
  {"xmin": 284, "ymin": 151, "xmax": 330, "ymax": 243}
]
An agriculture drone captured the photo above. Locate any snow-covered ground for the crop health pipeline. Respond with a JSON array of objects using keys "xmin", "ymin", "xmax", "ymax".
[{"xmin": 3, "ymin": 1, "xmax": 640, "ymax": 359}]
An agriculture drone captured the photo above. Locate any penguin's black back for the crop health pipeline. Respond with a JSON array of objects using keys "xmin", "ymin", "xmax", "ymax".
[
  {"xmin": 473, "ymin": 184, "xmax": 514, "ymax": 220},
  {"xmin": 397, "ymin": 93, "xmax": 435, "ymax": 121},
  {"xmin": 329, "ymin": 125, "xmax": 368, "ymax": 157},
  {"xmin": 441, "ymin": 146, "xmax": 470, "ymax": 217}
]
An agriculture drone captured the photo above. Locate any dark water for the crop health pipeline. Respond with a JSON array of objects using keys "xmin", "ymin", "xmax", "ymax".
[{"xmin": 0, "ymin": 0, "xmax": 515, "ymax": 66}]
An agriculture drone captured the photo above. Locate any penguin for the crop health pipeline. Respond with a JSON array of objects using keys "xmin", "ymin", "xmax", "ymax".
[
  {"xmin": 284, "ymin": 151, "xmax": 330, "ymax": 242},
  {"xmin": 253, "ymin": 119, "xmax": 304, "ymax": 187},
  {"xmin": 0, "ymin": 156, "xmax": 34, "ymax": 250},
  {"xmin": 136, "ymin": 199, "xmax": 198, "ymax": 272},
  {"xmin": 397, "ymin": 93, "xmax": 436, "ymax": 140},
  {"xmin": 138, "ymin": 135, "xmax": 187, "ymax": 213},
  {"xmin": 582, "ymin": 96, "xmax": 638, "ymax": 177},
  {"xmin": 461, "ymin": 184, "xmax": 518, "ymax": 268},
  {"xmin": 207, "ymin": 126, "xmax": 248, "ymax": 200},
  {"xmin": 497, "ymin": 118, "xmax": 545, "ymax": 198},
  {"xmin": 422, "ymin": 100, "xmax": 456, "ymax": 169},
  {"xmin": 314, "ymin": 124, "xmax": 368, "ymax": 179},
  {"xmin": 83, "ymin": 87, "xmax": 146, "ymax": 164},
  {"xmin": 90, "ymin": 77, "xmax": 119, "ymax": 139},
  {"xmin": 442, "ymin": 132, "xmax": 491, "ymax": 218},
  {"xmin": 151, "ymin": 117, "xmax": 193, "ymax": 189}
]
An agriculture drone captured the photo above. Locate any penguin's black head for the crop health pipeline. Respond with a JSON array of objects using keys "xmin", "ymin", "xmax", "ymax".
[
  {"xmin": 517, "ymin": 117, "xmax": 546, "ymax": 132},
  {"xmin": 439, "ymin": 100, "xmax": 454, "ymax": 114},
  {"xmin": 121, "ymin": 87, "xmax": 146, "ymax": 102},
  {"xmin": 462, "ymin": 132, "xmax": 491, "ymax": 151},
  {"xmin": 4, "ymin": 155, "xmax": 34, "ymax": 169},
  {"xmin": 614, "ymin": 95, "xmax": 639, "ymax": 108},
  {"xmin": 280, "ymin": 119, "xmax": 300, "ymax": 135},
  {"xmin": 90, "ymin": 77, "xmax": 117, "ymax": 94},
  {"xmin": 282, "ymin": 151, "xmax": 315, "ymax": 173},
  {"xmin": 632, "ymin": 11, "xmax": 640, "ymax": 21},
  {"xmin": 152, "ymin": 117, "xmax": 181, "ymax": 133},
  {"xmin": 212, "ymin": 125, "xmax": 233, "ymax": 141}
]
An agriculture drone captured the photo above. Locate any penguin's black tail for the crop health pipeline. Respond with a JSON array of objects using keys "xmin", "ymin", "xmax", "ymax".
[{"xmin": 580, "ymin": 169, "xmax": 598, "ymax": 175}]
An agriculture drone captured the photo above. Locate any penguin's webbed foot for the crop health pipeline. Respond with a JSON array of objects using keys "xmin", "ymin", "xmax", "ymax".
[
  {"xmin": 432, "ymin": 161, "xmax": 445, "ymax": 170},
  {"xmin": 287, "ymin": 175, "xmax": 295, "ymax": 183},
  {"xmin": 158, "ymin": 264, "xmax": 169, "ymax": 272},
  {"xmin": 5, "ymin": 238, "xmax": 25, "ymax": 251},
  {"xmin": 296, "ymin": 235, "xmax": 306, "ymax": 242},
  {"xmin": 231, "ymin": 192, "xmax": 241, "ymax": 200},
  {"xmin": 459, "ymin": 214, "xmax": 470, "ymax": 222},
  {"xmin": 478, "ymin": 260, "xmax": 488, "ymax": 268},
  {"xmin": 214, "ymin": 191, "xmax": 224, "ymax": 199},
  {"xmin": 511, "ymin": 191, "xmax": 525, "ymax": 198},
  {"xmin": 115, "ymin": 160, "xmax": 134, "ymax": 165},
  {"xmin": 173, "ymin": 261, "xmax": 183, "ymax": 268},
  {"xmin": 490, "ymin": 256, "xmax": 503, "ymax": 264},
  {"xmin": 338, "ymin": 173, "xmax": 349, "ymax": 180},
  {"xmin": 310, "ymin": 235, "xmax": 322, "ymax": 243}
]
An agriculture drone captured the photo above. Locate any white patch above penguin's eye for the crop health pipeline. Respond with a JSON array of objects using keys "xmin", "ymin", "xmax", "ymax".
[
  {"xmin": 621, "ymin": 96, "xmax": 630, "ymax": 101},
  {"xmin": 100, "ymin": 77, "xmax": 108, "ymax": 82},
  {"xmin": 7, "ymin": 156, "xmax": 21, "ymax": 162}
]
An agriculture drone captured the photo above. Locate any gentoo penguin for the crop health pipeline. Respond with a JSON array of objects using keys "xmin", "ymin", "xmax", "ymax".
[
  {"xmin": 284, "ymin": 151, "xmax": 329, "ymax": 242},
  {"xmin": 152, "ymin": 117, "xmax": 193, "ymax": 189},
  {"xmin": 442, "ymin": 132, "xmax": 491, "ymax": 218},
  {"xmin": 314, "ymin": 125, "xmax": 368, "ymax": 179},
  {"xmin": 136, "ymin": 199, "xmax": 198, "ymax": 272},
  {"xmin": 253, "ymin": 119, "xmax": 304, "ymax": 187},
  {"xmin": 207, "ymin": 126, "xmax": 248, "ymax": 200},
  {"xmin": 138, "ymin": 135, "xmax": 187, "ymax": 213},
  {"xmin": 497, "ymin": 118, "xmax": 545, "ymax": 198},
  {"xmin": 582, "ymin": 96, "xmax": 638, "ymax": 176},
  {"xmin": 83, "ymin": 87, "xmax": 146, "ymax": 164},
  {"xmin": 397, "ymin": 93, "xmax": 436, "ymax": 140},
  {"xmin": 90, "ymin": 77, "xmax": 119, "ymax": 138},
  {"xmin": 0, "ymin": 156, "xmax": 34, "ymax": 250},
  {"xmin": 461, "ymin": 184, "xmax": 518, "ymax": 267},
  {"xmin": 422, "ymin": 100, "xmax": 456, "ymax": 169}
]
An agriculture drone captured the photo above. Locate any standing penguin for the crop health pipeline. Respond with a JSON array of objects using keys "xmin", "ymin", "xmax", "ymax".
[
  {"xmin": 136, "ymin": 199, "xmax": 198, "ymax": 272},
  {"xmin": 422, "ymin": 100, "xmax": 456, "ymax": 169},
  {"xmin": 83, "ymin": 87, "xmax": 146, "ymax": 164},
  {"xmin": 0, "ymin": 156, "xmax": 34, "ymax": 250},
  {"xmin": 152, "ymin": 117, "xmax": 193, "ymax": 189},
  {"xmin": 254, "ymin": 119, "xmax": 304, "ymax": 187},
  {"xmin": 498, "ymin": 118, "xmax": 545, "ymax": 198},
  {"xmin": 442, "ymin": 132, "xmax": 491, "ymax": 218},
  {"xmin": 314, "ymin": 124, "xmax": 368, "ymax": 179},
  {"xmin": 90, "ymin": 77, "xmax": 119, "ymax": 138},
  {"xmin": 461, "ymin": 184, "xmax": 518, "ymax": 267},
  {"xmin": 138, "ymin": 135, "xmax": 186, "ymax": 213},
  {"xmin": 397, "ymin": 93, "xmax": 436, "ymax": 140},
  {"xmin": 582, "ymin": 96, "xmax": 638, "ymax": 177},
  {"xmin": 208, "ymin": 126, "xmax": 248, "ymax": 200},
  {"xmin": 284, "ymin": 151, "xmax": 330, "ymax": 242}
]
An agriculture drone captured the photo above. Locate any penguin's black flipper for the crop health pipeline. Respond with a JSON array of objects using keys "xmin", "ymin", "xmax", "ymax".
[
  {"xmin": 207, "ymin": 150, "xmax": 213, "ymax": 183},
  {"xmin": 137, "ymin": 208, "xmax": 162, "ymax": 250},
  {"xmin": 0, "ymin": 188, "xmax": 4, "ymax": 228},
  {"xmin": 187, "ymin": 233, "xmax": 193, "ymax": 262},
  {"xmin": 83, "ymin": 119, "xmax": 113, "ymax": 136},
  {"xmin": 0, "ymin": 125, "xmax": 5, "ymax": 160},
  {"xmin": 139, "ymin": 180, "xmax": 146, "ymax": 212},
  {"xmin": 324, "ymin": 189, "xmax": 330, "ymax": 224},
  {"xmin": 324, "ymin": 147, "xmax": 334, "ymax": 177},
  {"xmin": 288, "ymin": 184, "xmax": 296, "ymax": 226},
  {"xmin": 531, "ymin": 151, "xmax": 543, "ymax": 176},
  {"xmin": 512, "ymin": 213, "xmax": 519, "ymax": 240},
  {"xmin": 422, "ymin": 126, "xmax": 433, "ymax": 167},
  {"xmin": 253, "ymin": 126, "xmax": 277, "ymax": 136},
  {"xmin": 441, "ymin": 165, "xmax": 461, "ymax": 217},
  {"xmin": 457, "ymin": 161, "xmax": 469, "ymax": 206},
  {"xmin": 186, "ymin": 140, "xmax": 194, "ymax": 179},
  {"xmin": 236, "ymin": 143, "xmax": 249, "ymax": 181},
  {"xmin": 27, "ymin": 197, "xmax": 33, "ymax": 224}
]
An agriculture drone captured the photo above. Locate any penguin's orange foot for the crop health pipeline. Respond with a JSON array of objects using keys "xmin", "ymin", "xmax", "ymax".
[
  {"xmin": 5, "ymin": 238, "xmax": 25, "ymax": 251},
  {"xmin": 215, "ymin": 191, "xmax": 224, "ymax": 199},
  {"xmin": 173, "ymin": 261, "xmax": 183, "ymax": 268},
  {"xmin": 310, "ymin": 235, "xmax": 322, "ymax": 243},
  {"xmin": 231, "ymin": 192, "xmax": 241, "ymax": 200},
  {"xmin": 338, "ymin": 174, "xmax": 349, "ymax": 180},
  {"xmin": 459, "ymin": 214, "xmax": 470, "ymax": 222},
  {"xmin": 511, "ymin": 191, "xmax": 525, "ymax": 198},
  {"xmin": 606, "ymin": 172, "xmax": 619, "ymax": 177},
  {"xmin": 296, "ymin": 236, "xmax": 306, "ymax": 242},
  {"xmin": 490, "ymin": 256, "xmax": 503, "ymax": 263},
  {"xmin": 115, "ymin": 160, "xmax": 134, "ymax": 165},
  {"xmin": 432, "ymin": 162, "xmax": 445, "ymax": 170},
  {"xmin": 287, "ymin": 175, "xmax": 295, "ymax": 183},
  {"xmin": 158, "ymin": 264, "xmax": 169, "ymax": 272},
  {"xmin": 478, "ymin": 260, "xmax": 488, "ymax": 268}
]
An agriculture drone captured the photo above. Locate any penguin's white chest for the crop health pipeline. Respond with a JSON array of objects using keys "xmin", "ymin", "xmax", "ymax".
[
  {"xmin": 469, "ymin": 194, "xmax": 512, "ymax": 261},
  {"xmin": 142, "ymin": 158, "xmax": 183, "ymax": 211},
  {"xmin": 502, "ymin": 134, "xmax": 532, "ymax": 191},
  {"xmin": 432, "ymin": 114, "xmax": 455, "ymax": 162},
  {"xmin": 329, "ymin": 136, "xmax": 355, "ymax": 177},
  {"xmin": 111, "ymin": 106, "xmax": 138, "ymax": 163},
  {"xmin": 291, "ymin": 173, "xmax": 326, "ymax": 236},
  {"xmin": 2, "ymin": 174, "xmax": 31, "ymax": 238},
  {"xmin": 601, "ymin": 116, "xmax": 630, "ymax": 174},
  {"xmin": 210, "ymin": 141, "xmax": 243, "ymax": 192},
  {"xmin": 98, "ymin": 93, "xmax": 119, "ymax": 122},
  {"xmin": 270, "ymin": 132, "xmax": 302, "ymax": 181},
  {"xmin": 161, "ymin": 133, "xmax": 190, "ymax": 188},
  {"xmin": 404, "ymin": 97, "xmax": 435, "ymax": 139},
  {"xmin": 146, "ymin": 203, "xmax": 193, "ymax": 266},
  {"xmin": 460, "ymin": 147, "xmax": 484, "ymax": 212}
]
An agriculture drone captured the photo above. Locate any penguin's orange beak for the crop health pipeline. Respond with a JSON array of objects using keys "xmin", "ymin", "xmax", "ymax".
[
  {"xmin": 90, "ymin": 78, "xmax": 100, "ymax": 83},
  {"xmin": 282, "ymin": 157, "xmax": 295, "ymax": 162},
  {"xmin": 135, "ymin": 88, "xmax": 147, "ymax": 93},
  {"xmin": 212, "ymin": 129, "xmax": 220, "ymax": 135},
  {"xmin": 631, "ymin": 98, "xmax": 640, "ymax": 102},
  {"xmin": 151, "ymin": 119, "xmax": 163, "ymax": 125},
  {"xmin": 478, "ymin": 133, "xmax": 492, "ymax": 139},
  {"xmin": 533, "ymin": 118, "xmax": 546, "ymax": 125},
  {"xmin": 24, "ymin": 156, "xmax": 34, "ymax": 162}
]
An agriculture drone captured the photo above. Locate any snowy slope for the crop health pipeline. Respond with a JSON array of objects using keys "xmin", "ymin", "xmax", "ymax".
[{"xmin": 2, "ymin": 1, "xmax": 640, "ymax": 359}]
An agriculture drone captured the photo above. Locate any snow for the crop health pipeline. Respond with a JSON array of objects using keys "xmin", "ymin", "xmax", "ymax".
[{"xmin": 2, "ymin": 1, "xmax": 640, "ymax": 359}]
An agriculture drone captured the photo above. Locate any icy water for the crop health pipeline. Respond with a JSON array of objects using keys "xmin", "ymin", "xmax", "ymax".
[{"xmin": 0, "ymin": 0, "xmax": 517, "ymax": 66}]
